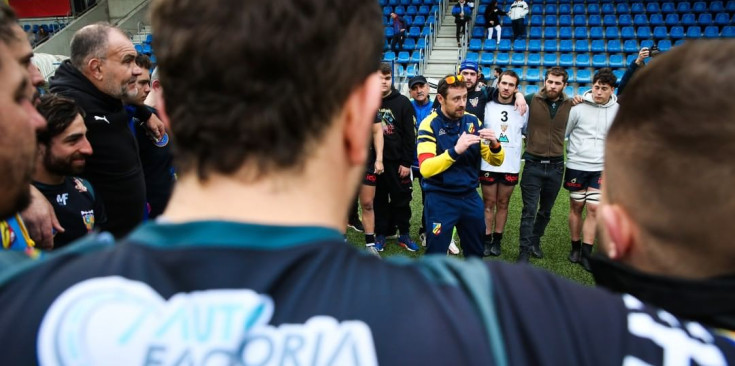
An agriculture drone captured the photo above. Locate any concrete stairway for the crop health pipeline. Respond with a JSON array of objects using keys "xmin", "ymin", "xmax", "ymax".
[{"xmin": 424, "ymin": 11, "xmax": 462, "ymax": 81}]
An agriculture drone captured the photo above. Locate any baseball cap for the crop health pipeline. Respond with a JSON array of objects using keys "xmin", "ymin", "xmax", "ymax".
[
  {"xmin": 408, "ymin": 75, "xmax": 428, "ymax": 88},
  {"xmin": 459, "ymin": 60, "xmax": 478, "ymax": 73}
]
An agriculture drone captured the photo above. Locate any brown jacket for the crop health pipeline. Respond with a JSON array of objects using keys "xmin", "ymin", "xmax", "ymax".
[{"xmin": 525, "ymin": 88, "xmax": 573, "ymax": 157}]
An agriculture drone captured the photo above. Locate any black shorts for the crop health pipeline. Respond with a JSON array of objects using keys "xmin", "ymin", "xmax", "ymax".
[
  {"xmin": 479, "ymin": 171, "xmax": 520, "ymax": 186},
  {"xmin": 363, "ymin": 171, "xmax": 378, "ymax": 186},
  {"xmin": 563, "ymin": 168, "xmax": 602, "ymax": 191}
]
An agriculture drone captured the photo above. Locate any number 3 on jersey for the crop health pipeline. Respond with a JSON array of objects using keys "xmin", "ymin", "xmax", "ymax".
[{"xmin": 498, "ymin": 111, "xmax": 509, "ymax": 143}]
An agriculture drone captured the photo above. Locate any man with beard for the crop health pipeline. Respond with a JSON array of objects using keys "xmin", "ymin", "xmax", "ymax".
[
  {"xmin": 455, "ymin": 60, "xmax": 526, "ymax": 124},
  {"xmin": 418, "ymin": 74, "xmax": 504, "ymax": 257},
  {"xmin": 517, "ymin": 66, "xmax": 574, "ymax": 262},
  {"xmin": 32, "ymin": 95, "xmax": 106, "ymax": 248},
  {"xmin": 49, "ymin": 23, "xmax": 164, "ymax": 238}
]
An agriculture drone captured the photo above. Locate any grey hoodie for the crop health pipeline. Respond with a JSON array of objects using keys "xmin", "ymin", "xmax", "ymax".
[{"xmin": 565, "ymin": 90, "xmax": 619, "ymax": 171}]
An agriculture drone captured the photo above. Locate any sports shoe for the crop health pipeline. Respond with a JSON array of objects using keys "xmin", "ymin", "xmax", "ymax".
[
  {"xmin": 375, "ymin": 235, "xmax": 387, "ymax": 252},
  {"xmin": 568, "ymin": 242, "xmax": 581, "ymax": 263},
  {"xmin": 366, "ymin": 245, "xmax": 381, "ymax": 258},
  {"xmin": 448, "ymin": 239, "xmax": 460, "ymax": 255},
  {"xmin": 398, "ymin": 235, "xmax": 420, "ymax": 252},
  {"xmin": 419, "ymin": 232, "xmax": 427, "ymax": 247},
  {"xmin": 482, "ymin": 236, "xmax": 494, "ymax": 256},
  {"xmin": 347, "ymin": 217, "xmax": 364, "ymax": 233},
  {"xmin": 531, "ymin": 243, "xmax": 544, "ymax": 258},
  {"xmin": 516, "ymin": 247, "xmax": 531, "ymax": 263}
]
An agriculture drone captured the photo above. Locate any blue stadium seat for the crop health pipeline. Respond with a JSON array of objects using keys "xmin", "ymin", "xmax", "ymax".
[
  {"xmin": 525, "ymin": 68, "xmax": 541, "ymax": 82},
  {"xmin": 574, "ymin": 27, "xmax": 588, "ymax": 39},
  {"xmin": 575, "ymin": 54, "xmax": 591, "ymax": 67},
  {"xmin": 576, "ymin": 69, "xmax": 592, "ymax": 83},
  {"xmin": 544, "ymin": 27, "xmax": 558, "ymax": 39},
  {"xmin": 513, "ymin": 39, "xmax": 527, "ymax": 51},
  {"xmin": 607, "ymin": 40, "xmax": 622, "ymax": 53},
  {"xmin": 623, "ymin": 39, "xmax": 639, "ymax": 53},
  {"xmin": 727, "ymin": 1, "xmax": 735, "ymax": 11},
  {"xmin": 495, "ymin": 52, "xmax": 510, "ymax": 66},
  {"xmin": 677, "ymin": 2, "xmax": 691, "ymax": 13},
  {"xmin": 601, "ymin": 3, "xmax": 614, "ymax": 14},
  {"xmin": 402, "ymin": 38, "xmax": 416, "ymax": 50},
  {"xmin": 383, "ymin": 51, "xmax": 396, "ymax": 62},
  {"xmin": 646, "ymin": 2, "xmax": 661, "ymax": 13},
  {"xmin": 698, "ymin": 13, "xmax": 713, "ymax": 26},
  {"xmin": 578, "ymin": 85, "xmax": 591, "ymax": 95},
  {"xmin": 562, "ymin": 86, "xmax": 573, "ymax": 97},
  {"xmin": 388, "ymin": 0, "xmax": 398, "ymax": 5},
  {"xmin": 465, "ymin": 51, "xmax": 479, "ymax": 63},
  {"xmin": 704, "ymin": 25, "xmax": 720, "ymax": 38},
  {"xmin": 670, "ymin": 26, "xmax": 685, "ymax": 39},
  {"xmin": 526, "ymin": 85, "xmax": 540, "ymax": 94},
  {"xmin": 545, "ymin": 15, "xmax": 558, "ymax": 26},
  {"xmin": 661, "ymin": 2, "xmax": 675, "ymax": 13},
  {"xmin": 397, "ymin": 51, "xmax": 410, "ymax": 63},
  {"xmin": 674, "ymin": 39, "xmax": 686, "ymax": 46},
  {"xmin": 621, "ymin": 26, "xmax": 636, "ymax": 39},
  {"xmin": 543, "ymin": 39, "xmax": 558, "ymax": 52},
  {"xmin": 408, "ymin": 26, "xmax": 421, "ymax": 38},
  {"xmin": 631, "ymin": 2, "xmax": 644, "ymax": 14},
  {"xmin": 714, "ymin": 12, "xmax": 730, "ymax": 26},
  {"xmin": 626, "ymin": 54, "xmax": 638, "ymax": 65},
  {"xmin": 418, "ymin": 5, "xmax": 430, "ymax": 15},
  {"xmin": 649, "ymin": 14, "xmax": 664, "ymax": 27},
  {"xmin": 472, "ymin": 27, "xmax": 485, "ymax": 39},
  {"xmin": 498, "ymin": 39, "xmax": 512, "ymax": 51},
  {"xmin": 527, "ymin": 53, "xmax": 542, "ymax": 66},
  {"xmin": 385, "ymin": 27, "xmax": 394, "ymax": 38},
  {"xmin": 640, "ymin": 39, "xmax": 655, "ymax": 49},
  {"xmin": 572, "ymin": 4, "xmax": 586, "ymax": 14},
  {"xmin": 686, "ymin": 26, "xmax": 702, "ymax": 38},
  {"xmin": 588, "ymin": 4, "xmax": 600, "ymax": 14},
  {"xmin": 545, "ymin": 4, "xmax": 557, "ymax": 15},
  {"xmin": 559, "ymin": 27, "xmax": 572, "ymax": 39},
  {"xmin": 567, "ymin": 69, "xmax": 577, "ymax": 83},
  {"xmin": 480, "ymin": 52, "xmax": 494, "ymax": 65},
  {"xmin": 529, "ymin": 27, "xmax": 543, "ymax": 39},
  {"xmin": 589, "ymin": 27, "xmax": 604, "ymax": 39},
  {"xmin": 476, "ymin": 15, "xmax": 486, "ymax": 26},
  {"xmin": 591, "ymin": 40, "xmax": 606, "ymax": 53},
  {"xmin": 530, "ymin": 15, "xmax": 543, "ymax": 26},
  {"xmin": 665, "ymin": 13, "xmax": 680, "ymax": 26},
  {"xmin": 633, "ymin": 14, "xmax": 648, "ymax": 26},
  {"xmin": 416, "ymin": 37, "xmax": 427, "ymax": 50},
  {"xmin": 637, "ymin": 26, "xmax": 652, "ymax": 39},
  {"xmin": 528, "ymin": 39, "xmax": 542, "ymax": 52},
  {"xmin": 469, "ymin": 38, "xmax": 482, "ymax": 51},
  {"xmin": 575, "ymin": 39, "xmax": 590, "ymax": 52},
  {"xmin": 603, "ymin": 15, "xmax": 617, "ymax": 27},
  {"xmin": 410, "ymin": 50, "xmax": 423, "ymax": 62},
  {"xmin": 530, "ymin": 4, "xmax": 543, "ymax": 14},
  {"xmin": 618, "ymin": 14, "xmax": 633, "ymax": 27},
  {"xmin": 573, "ymin": 15, "xmax": 586, "ymax": 26},
  {"xmin": 394, "ymin": 6, "xmax": 405, "ymax": 16},
  {"xmin": 406, "ymin": 5, "xmax": 418, "ymax": 16},
  {"xmin": 483, "ymin": 39, "xmax": 496, "ymax": 50},
  {"xmin": 559, "ymin": 4, "xmax": 572, "ymax": 15},
  {"xmin": 692, "ymin": 1, "xmax": 708, "ymax": 13},
  {"xmin": 605, "ymin": 27, "xmax": 619, "ymax": 39},
  {"xmin": 588, "ymin": 15, "xmax": 602, "ymax": 27},
  {"xmin": 421, "ymin": 26, "xmax": 432, "ymax": 37},
  {"xmin": 543, "ymin": 53, "xmax": 558, "ymax": 66},
  {"xmin": 613, "ymin": 69, "xmax": 625, "ymax": 83},
  {"xmin": 559, "ymin": 15, "xmax": 572, "ymax": 26},
  {"xmin": 481, "ymin": 66, "xmax": 491, "ymax": 78},
  {"xmin": 609, "ymin": 54, "xmax": 625, "ymax": 68},
  {"xmin": 142, "ymin": 44, "xmax": 152, "ymax": 55},
  {"xmin": 383, "ymin": 6, "xmax": 392, "ymax": 16},
  {"xmin": 657, "ymin": 39, "xmax": 672, "ymax": 52},
  {"xmin": 616, "ymin": 3, "xmax": 630, "ymax": 14},
  {"xmin": 653, "ymin": 26, "xmax": 668, "ymax": 39},
  {"xmin": 559, "ymin": 53, "xmax": 574, "ymax": 67},
  {"xmin": 722, "ymin": 26, "xmax": 735, "ymax": 37},
  {"xmin": 134, "ymin": 44, "xmax": 143, "ymax": 53},
  {"xmin": 511, "ymin": 53, "xmax": 525, "ymax": 66},
  {"xmin": 681, "ymin": 13, "xmax": 697, "ymax": 27},
  {"xmin": 592, "ymin": 54, "xmax": 608, "ymax": 68},
  {"xmin": 413, "ymin": 15, "xmax": 426, "ymax": 26},
  {"xmin": 711, "ymin": 1, "xmax": 724, "ymax": 12},
  {"xmin": 559, "ymin": 39, "xmax": 574, "ymax": 52}
]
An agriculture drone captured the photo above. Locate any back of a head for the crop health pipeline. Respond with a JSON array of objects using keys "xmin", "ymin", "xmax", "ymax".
[
  {"xmin": 605, "ymin": 40, "xmax": 735, "ymax": 277},
  {"xmin": 150, "ymin": 0, "xmax": 382, "ymax": 180}
]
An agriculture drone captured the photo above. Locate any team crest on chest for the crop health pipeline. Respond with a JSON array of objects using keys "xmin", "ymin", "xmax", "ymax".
[
  {"xmin": 469, "ymin": 97, "xmax": 479, "ymax": 107},
  {"xmin": 81, "ymin": 210, "xmax": 95, "ymax": 231},
  {"xmin": 467, "ymin": 123, "xmax": 476, "ymax": 134}
]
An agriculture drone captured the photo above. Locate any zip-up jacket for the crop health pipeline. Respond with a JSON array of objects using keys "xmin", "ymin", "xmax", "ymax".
[
  {"xmin": 508, "ymin": 0, "xmax": 529, "ymax": 20},
  {"xmin": 452, "ymin": 3, "xmax": 472, "ymax": 24},
  {"xmin": 566, "ymin": 91, "xmax": 619, "ymax": 171},
  {"xmin": 523, "ymin": 88, "xmax": 573, "ymax": 158},
  {"xmin": 379, "ymin": 88, "xmax": 416, "ymax": 167},
  {"xmin": 417, "ymin": 109, "xmax": 504, "ymax": 194},
  {"xmin": 411, "ymin": 98, "xmax": 434, "ymax": 167}
]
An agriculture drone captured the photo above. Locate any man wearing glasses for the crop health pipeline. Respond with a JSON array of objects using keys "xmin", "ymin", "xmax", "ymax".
[{"xmin": 417, "ymin": 74, "xmax": 504, "ymax": 257}]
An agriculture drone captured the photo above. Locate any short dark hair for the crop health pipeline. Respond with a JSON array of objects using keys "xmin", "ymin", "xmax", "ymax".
[
  {"xmin": 36, "ymin": 94, "xmax": 86, "ymax": 146},
  {"xmin": 545, "ymin": 66, "xmax": 568, "ymax": 84},
  {"xmin": 493, "ymin": 67, "xmax": 503, "ymax": 74},
  {"xmin": 379, "ymin": 62, "xmax": 392, "ymax": 75},
  {"xmin": 437, "ymin": 74, "xmax": 465, "ymax": 98},
  {"xmin": 151, "ymin": 0, "xmax": 383, "ymax": 181},
  {"xmin": 0, "ymin": 3, "xmax": 19, "ymax": 45},
  {"xmin": 592, "ymin": 67, "xmax": 616, "ymax": 87},
  {"xmin": 70, "ymin": 23, "xmax": 115, "ymax": 70},
  {"xmin": 135, "ymin": 52, "xmax": 152, "ymax": 71},
  {"xmin": 605, "ymin": 40, "xmax": 735, "ymax": 275},
  {"xmin": 498, "ymin": 70, "xmax": 519, "ymax": 86}
]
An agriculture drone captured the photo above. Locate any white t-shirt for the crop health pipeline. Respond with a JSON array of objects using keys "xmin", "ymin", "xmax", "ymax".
[{"xmin": 481, "ymin": 100, "xmax": 529, "ymax": 173}]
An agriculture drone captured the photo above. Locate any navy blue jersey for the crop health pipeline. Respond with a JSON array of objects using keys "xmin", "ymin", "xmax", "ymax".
[{"xmin": 0, "ymin": 221, "xmax": 733, "ymax": 365}]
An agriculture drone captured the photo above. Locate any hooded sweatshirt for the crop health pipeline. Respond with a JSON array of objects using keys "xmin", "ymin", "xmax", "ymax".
[
  {"xmin": 379, "ymin": 88, "xmax": 416, "ymax": 167},
  {"xmin": 565, "ymin": 90, "xmax": 619, "ymax": 171},
  {"xmin": 49, "ymin": 60, "xmax": 147, "ymax": 238}
]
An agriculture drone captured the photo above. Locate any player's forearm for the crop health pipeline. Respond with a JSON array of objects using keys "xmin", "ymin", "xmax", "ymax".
[
  {"xmin": 419, "ymin": 149, "xmax": 456, "ymax": 178},
  {"xmin": 481, "ymin": 144, "xmax": 505, "ymax": 166}
]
